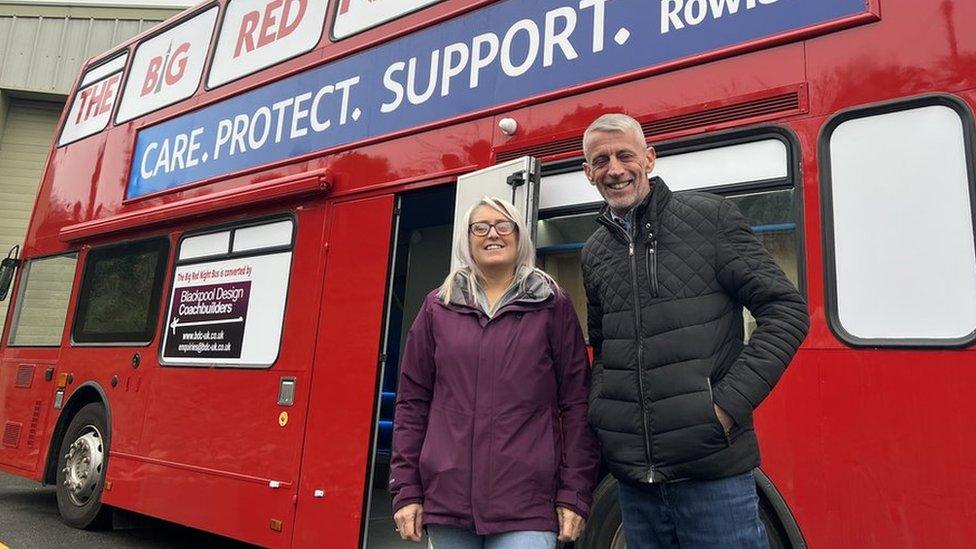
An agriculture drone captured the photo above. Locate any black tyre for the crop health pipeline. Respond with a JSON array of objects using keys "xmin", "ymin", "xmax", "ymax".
[
  {"xmin": 55, "ymin": 402, "xmax": 112, "ymax": 529},
  {"xmin": 576, "ymin": 474, "xmax": 626, "ymax": 549},
  {"xmin": 759, "ymin": 498, "xmax": 789, "ymax": 549}
]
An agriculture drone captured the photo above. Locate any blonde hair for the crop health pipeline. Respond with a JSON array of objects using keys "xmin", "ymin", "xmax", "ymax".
[
  {"xmin": 438, "ymin": 196, "xmax": 543, "ymax": 304},
  {"xmin": 582, "ymin": 113, "xmax": 647, "ymax": 158}
]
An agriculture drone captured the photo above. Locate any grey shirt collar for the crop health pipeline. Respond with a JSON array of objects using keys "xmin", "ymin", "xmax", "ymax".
[{"xmin": 609, "ymin": 208, "xmax": 635, "ymax": 235}]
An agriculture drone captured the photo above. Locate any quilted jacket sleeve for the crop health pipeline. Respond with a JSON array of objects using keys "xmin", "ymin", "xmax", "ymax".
[
  {"xmin": 389, "ymin": 295, "xmax": 436, "ymax": 512},
  {"xmin": 581, "ymin": 245, "xmax": 604, "ymax": 362},
  {"xmin": 712, "ymin": 200, "xmax": 810, "ymax": 428},
  {"xmin": 581, "ymin": 245, "xmax": 605, "ymax": 418},
  {"xmin": 550, "ymin": 289, "xmax": 601, "ymax": 519}
]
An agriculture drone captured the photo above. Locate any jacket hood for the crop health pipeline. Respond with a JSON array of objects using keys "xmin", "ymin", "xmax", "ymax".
[{"xmin": 444, "ymin": 267, "xmax": 555, "ymax": 312}]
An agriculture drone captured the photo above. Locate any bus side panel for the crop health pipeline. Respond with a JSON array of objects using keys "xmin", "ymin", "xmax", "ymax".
[
  {"xmin": 102, "ymin": 204, "xmax": 328, "ymax": 549},
  {"xmin": 293, "ymin": 195, "xmax": 395, "ymax": 548},
  {"xmin": 0, "ymin": 353, "xmax": 59, "ymax": 476},
  {"xmin": 804, "ymin": 0, "xmax": 976, "ymax": 117},
  {"xmin": 759, "ymin": 349, "xmax": 976, "ymax": 548}
]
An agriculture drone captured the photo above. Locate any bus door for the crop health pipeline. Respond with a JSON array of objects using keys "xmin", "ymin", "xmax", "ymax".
[
  {"xmin": 0, "ymin": 253, "xmax": 78, "ymax": 475},
  {"xmin": 293, "ymin": 195, "xmax": 396, "ymax": 548},
  {"xmin": 128, "ymin": 208, "xmax": 327, "ymax": 549},
  {"xmin": 353, "ymin": 157, "xmax": 540, "ymax": 549}
]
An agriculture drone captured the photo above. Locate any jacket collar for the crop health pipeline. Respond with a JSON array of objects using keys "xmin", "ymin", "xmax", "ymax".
[
  {"xmin": 597, "ymin": 176, "xmax": 671, "ymax": 243},
  {"xmin": 440, "ymin": 267, "xmax": 555, "ymax": 318}
]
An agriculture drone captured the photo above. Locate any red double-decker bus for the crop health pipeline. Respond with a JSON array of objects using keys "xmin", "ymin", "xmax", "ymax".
[{"xmin": 1, "ymin": 0, "xmax": 974, "ymax": 547}]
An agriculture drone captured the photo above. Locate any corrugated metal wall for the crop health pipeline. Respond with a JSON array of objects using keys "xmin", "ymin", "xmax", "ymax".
[
  {"xmin": 0, "ymin": 99, "xmax": 62, "ymax": 335},
  {"xmin": 0, "ymin": 3, "xmax": 181, "ymax": 96},
  {"xmin": 0, "ymin": 15, "xmax": 161, "ymax": 95}
]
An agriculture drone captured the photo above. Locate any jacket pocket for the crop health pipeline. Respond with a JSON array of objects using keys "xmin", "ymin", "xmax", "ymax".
[
  {"xmin": 653, "ymin": 386, "xmax": 729, "ymax": 466},
  {"xmin": 418, "ymin": 406, "xmax": 473, "ymax": 517},
  {"xmin": 485, "ymin": 407, "xmax": 557, "ymax": 522},
  {"xmin": 707, "ymin": 378, "xmax": 731, "ymax": 447}
]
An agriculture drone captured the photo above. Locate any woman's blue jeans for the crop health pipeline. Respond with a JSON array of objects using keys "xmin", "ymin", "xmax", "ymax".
[{"xmin": 426, "ymin": 524, "xmax": 556, "ymax": 549}]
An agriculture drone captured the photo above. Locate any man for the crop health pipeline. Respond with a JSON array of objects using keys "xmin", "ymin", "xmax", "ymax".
[{"xmin": 580, "ymin": 113, "xmax": 809, "ymax": 548}]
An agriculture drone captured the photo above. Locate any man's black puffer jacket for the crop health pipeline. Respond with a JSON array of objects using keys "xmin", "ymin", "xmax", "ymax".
[{"xmin": 582, "ymin": 177, "xmax": 809, "ymax": 484}]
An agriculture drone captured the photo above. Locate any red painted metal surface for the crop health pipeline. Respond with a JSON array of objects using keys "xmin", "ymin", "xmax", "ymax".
[
  {"xmin": 0, "ymin": 0, "xmax": 974, "ymax": 547},
  {"xmin": 292, "ymin": 195, "xmax": 394, "ymax": 548}
]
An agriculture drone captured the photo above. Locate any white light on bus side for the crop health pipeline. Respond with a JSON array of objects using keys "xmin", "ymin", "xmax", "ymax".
[{"xmin": 499, "ymin": 117, "xmax": 518, "ymax": 136}]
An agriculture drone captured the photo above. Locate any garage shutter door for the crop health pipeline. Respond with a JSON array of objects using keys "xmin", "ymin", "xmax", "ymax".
[{"xmin": 0, "ymin": 99, "xmax": 63, "ymax": 336}]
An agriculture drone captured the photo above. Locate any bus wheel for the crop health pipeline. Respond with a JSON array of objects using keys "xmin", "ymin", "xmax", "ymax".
[
  {"xmin": 55, "ymin": 403, "xmax": 112, "ymax": 529},
  {"xmin": 759, "ymin": 497, "xmax": 789, "ymax": 549},
  {"xmin": 576, "ymin": 474, "xmax": 626, "ymax": 549}
]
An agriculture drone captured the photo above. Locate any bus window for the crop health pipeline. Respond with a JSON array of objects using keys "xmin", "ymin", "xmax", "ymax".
[
  {"xmin": 537, "ymin": 212, "xmax": 597, "ymax": 328},
  {"xmin": 72, "ymin": 238, "xmax": 169, "ymax": 345},
  {"xmin": 725, "ymin": 188, "xmax": 799, "ymax": 339},
  {"xmin": 7, "ymin": 254, "xmax": 78, "ymax": 347},
  {"xmin": 207, "ymin": 0, "xmax": 331, "ymax": 89},
  {"xmin": 58, "ymin": 53, "xmax": 127, "ymax": 147},
  {"xmin": 537, "ymin": 132, "xmax": 801, "ymax": 341},
  {"xmin": 823, "ymin": 98, "xmax": 976, "ymax": 346},
  {"xmin": 115, "ymin": 6, "xmax": 219, "ymax": 124},
  {"xmin": 332, "ymin": 0, "xmax": 443, "ymax": 41}
]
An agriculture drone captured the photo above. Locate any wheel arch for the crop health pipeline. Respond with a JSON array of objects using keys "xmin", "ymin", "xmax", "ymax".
[
  {"xmin": 754, "ymin": 467, "xmax": 807, "ymax": 549},
  {"xmin": 42, "ymin": 382, "xmax": 111, "ymax": 485}
]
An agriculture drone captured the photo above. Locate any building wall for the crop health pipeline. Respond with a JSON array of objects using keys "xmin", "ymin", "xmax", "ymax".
[
  {"xmin": 0, "ymin": 2, "xmax": 180, "ymax": 95},
  {"xmin": 0, "ymin": 1, "xmax": 182, "ymax": 332}
]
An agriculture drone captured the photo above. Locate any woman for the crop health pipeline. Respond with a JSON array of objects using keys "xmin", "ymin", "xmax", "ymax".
[{"xmin": 390, "ymin": 196, "xmax": 600, "ymax": 548}]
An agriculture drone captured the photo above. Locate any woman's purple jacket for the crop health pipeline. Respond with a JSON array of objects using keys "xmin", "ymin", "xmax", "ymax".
[{"xmin": 389, "ymin": 273, "xmax": 601, "ymax": 535}]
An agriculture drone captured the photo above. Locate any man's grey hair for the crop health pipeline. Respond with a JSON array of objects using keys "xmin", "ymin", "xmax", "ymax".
[
  {"xmin": 438, "ymin": 196, "xmax": 547, "ymax": 304},
  {"xmin": 582, "ymin": 113, "xmax": 647, "ymax": 157}
]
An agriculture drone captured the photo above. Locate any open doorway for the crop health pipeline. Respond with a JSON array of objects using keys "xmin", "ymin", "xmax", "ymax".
[{"xmin": 364, "ymin": 184, "xmax": 455, "ymax": 548}]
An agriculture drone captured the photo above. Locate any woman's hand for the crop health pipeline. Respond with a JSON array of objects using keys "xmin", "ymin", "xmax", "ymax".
[
  {"xmin": 556, "ymin": 506, "xmax": 585, "ymax": 542},
  {"xmin": 394, "ymin": 503, "xmax": 424, "ymax": 542}
]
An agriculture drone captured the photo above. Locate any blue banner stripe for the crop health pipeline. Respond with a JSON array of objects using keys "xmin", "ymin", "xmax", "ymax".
[{"xmin": 128, "ymin": 0, "xmax": 868, "ymax": 199}]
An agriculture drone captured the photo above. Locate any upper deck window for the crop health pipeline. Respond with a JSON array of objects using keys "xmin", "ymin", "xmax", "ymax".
[
  {"xmin": 331, "ymin": 0, "xmax": 442, "ymax": 40},
  {"xmin": 208, "ymin": 0, "xmax": 331, "ymax": 89},
  {"xmin": 80, "ymin": 55, "xmax": 128, "ymax": 88},
  {"xmin": 116, "ymin": 6, "xmax": 220, "ymax": 123},
  {"xmin": 58, "ymin": 54, "xmax": 128, "ymax": 146}
]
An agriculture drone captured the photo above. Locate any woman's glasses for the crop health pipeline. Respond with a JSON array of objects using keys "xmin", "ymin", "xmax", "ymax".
[{"xmin": 469, "ymin": 221, "xmax": 517, "ymax": 237}]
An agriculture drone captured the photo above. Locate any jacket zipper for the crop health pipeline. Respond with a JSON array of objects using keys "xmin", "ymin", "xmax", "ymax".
[
  {"xmin": 645, "ymin": 240, "xmax": 659, "ymax": 297},
  {"xmin": 627, "ymin": 236, "xmax": 655, "ymax": 483},
  {"xmin": 599, "ymin": 216, "xmax": 656, "ymax": 482}
]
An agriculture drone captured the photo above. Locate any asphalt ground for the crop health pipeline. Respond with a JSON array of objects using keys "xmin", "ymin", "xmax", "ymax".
[{"xmin": 0, "ymin": 471, "xmax": 254, "ymax": 548}]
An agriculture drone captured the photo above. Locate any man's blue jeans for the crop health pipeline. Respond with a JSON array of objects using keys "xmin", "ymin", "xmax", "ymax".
[{"xmin": 617, "ymin": 471, "xmax": 769, "ymax": 549}]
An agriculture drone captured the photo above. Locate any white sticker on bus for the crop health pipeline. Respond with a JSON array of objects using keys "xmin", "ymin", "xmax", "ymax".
[
  {"xmin": 161, "ymin": 252, "xmax": 291, "ymax": 367},
  {"xmin": 209, "ymin": 0, "xmax": 329, "ymax": 88},
  {"xmin": 59, "ymin": 71, "xmax": 124, "ymax": 145},
  {"xmin": 116, "ymin": 7, "xmax": 219, "ymax": 123},
  {"xmin": 332, "ymin": 0, "xmax": 442, "ymax": 40}
]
